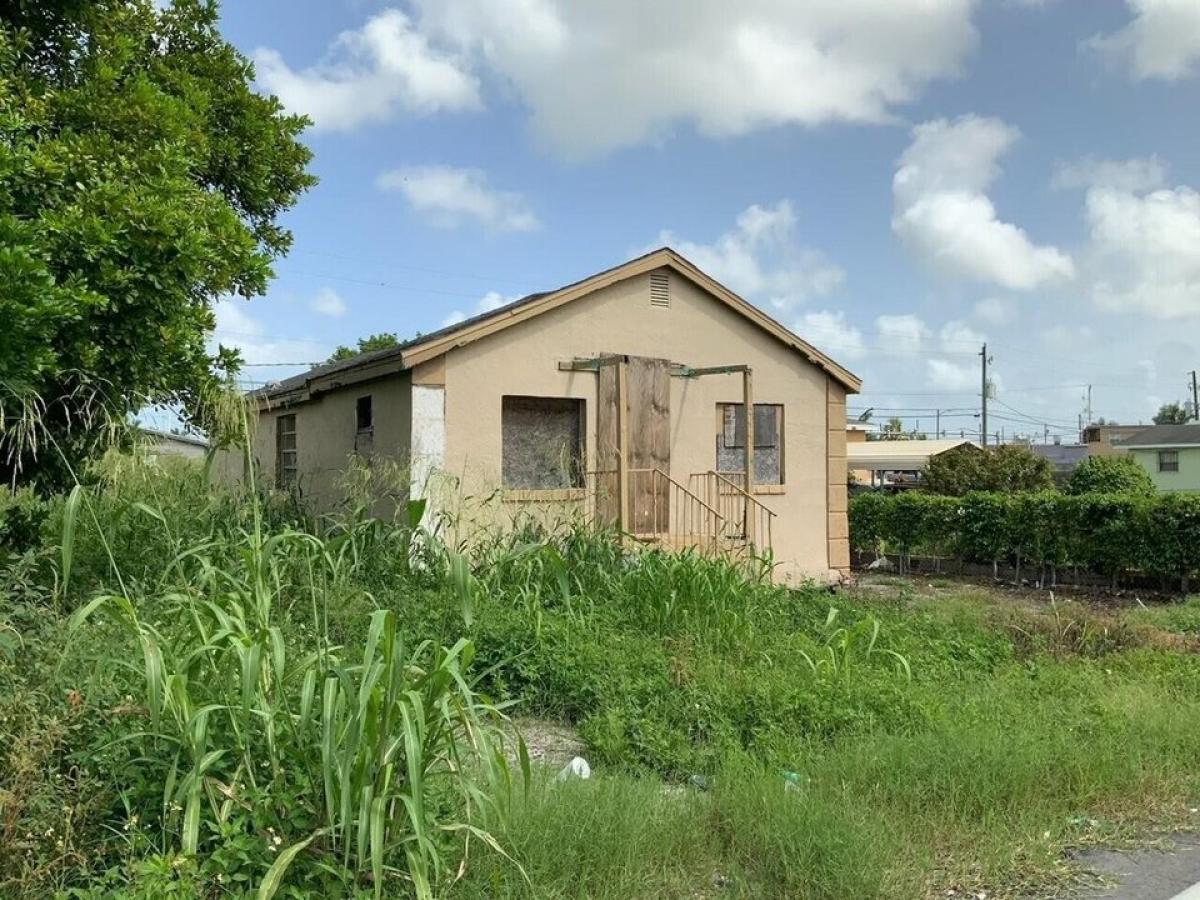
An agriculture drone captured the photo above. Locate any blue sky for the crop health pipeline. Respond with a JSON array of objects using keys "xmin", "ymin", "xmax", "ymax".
[{"xmin": 207, "ymin": 0, "xmax": 1200, "ymax": 440}]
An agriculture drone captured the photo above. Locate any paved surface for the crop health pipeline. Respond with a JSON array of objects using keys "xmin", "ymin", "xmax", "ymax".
[{"xmin": 1078, "ymin": 835, "xmax": 1200, "ymax": 899}]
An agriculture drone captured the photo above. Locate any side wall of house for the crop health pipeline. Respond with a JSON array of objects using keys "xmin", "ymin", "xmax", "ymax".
[
  {"xmin": 250, "ymin": 371, "xmax": 413, "ymax": 512},
  {"xmin": 826, "ymin": 380, "xmax": 849, "ymax": 574},
  {"xmin": 1130, "ymin": 446, "xmax": 1200, "ymax": 493},
  {"xmin": 436, "ymin": 268, "xmax": 847, "ymax": 581}
]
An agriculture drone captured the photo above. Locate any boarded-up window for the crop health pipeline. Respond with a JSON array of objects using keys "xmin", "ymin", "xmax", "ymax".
[
  {"xmin": 276, "ymin": 414, "xmax": 298, "ymax": 488},
  {"xmin": 502, "ymin": 396, "xmax": 585, "ymax": 489},
  {"xmin": 716, "ymin": 403, "xmax": 783, "ymax": 484}
]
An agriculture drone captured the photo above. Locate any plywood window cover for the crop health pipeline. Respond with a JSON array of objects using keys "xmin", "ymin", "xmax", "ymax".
[
  {"xmin": 501, "ymin": 395, "xmax": 586, "ymax": 491},
  {"xmin": 716, "ymin": 402, "xmax": 784, "ymax": 485}
]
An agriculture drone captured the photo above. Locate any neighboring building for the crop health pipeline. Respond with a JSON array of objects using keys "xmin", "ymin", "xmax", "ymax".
[
  {"xmin": 846, "ymin": 423, "xmax": 871, "ymax": 485},
  {"xmin": 139, "ymin": 427, "xmax": 209, "ymax": 460},
  {"xmin": 1120, "ymin": 423, "xmax": 1200, "ymax": 492},
  {"xmin": 241, "ymin": 248, "xmax": 862, "ymax": 581},
  {"xmin": 1028, "ymin": 442, "xmax": 1089, "ymax": 484},
  {"xmin": 1082, "ymin": 423, "xmax": 1147, "ymax": 456},
  {"xmin": 847, "ymin": 438, "xmax": 978, "ymax": 489}
]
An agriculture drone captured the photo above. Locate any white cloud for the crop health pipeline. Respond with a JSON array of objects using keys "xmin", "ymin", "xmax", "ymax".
[
  {"xmin": 1052, "ymin": 155, "xmax": 1167, "ymax": 192},
  {"xmin": 442, "ymin": 290, "xmax": 513, "ymax": 327},
  {"xmin": 309, "ymin": 288, "xmax": 348, "ymax": 318},
  {"xmin": 211, "ymin": 300, "xmax": 327, "ymax": 371},
  {"xmin": 795, "ymin": 310, "xmax": 864, "ymax": 360},
  {"xmin": 412, "ymin": 0, "xmax": 978, "ymax": 156},
  {"xmin": 253, "ymin": 10, "xmax": 480, "ymax": 131},
  {"xmin": 874, "ymin": 314, "xmax": 929, "ymax": 355},
  {"xmin": 892, "ymin": 115, "xmax": 1074, "ymax": 290},
  {"xmin": 658, "ymin": 201, "xmax": 843, "ymax": 313},
  {"xmin": 1086, "ymin": 0, "xmax": 1200, "ymax": 81},
  {"xmin": 1086, "ymin": 183, "xmax": 1200, "ymax": 318},
  {"xmin": 378, "ymin": 165, "xmax": 540, "ymax": 232},
  {"xmin": 926, "ymin": 358, "xmax": 977, "ymax": 391},
  {"xmin": 973, "ymin": 297, "xmax": 1014, "ymax": 325},
  {"xmin": 939, "ymin": 320, "xmax": 986, "ymax": 352}
]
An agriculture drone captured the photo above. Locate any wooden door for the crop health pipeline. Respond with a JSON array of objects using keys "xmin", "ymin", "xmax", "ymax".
[{"xmin": 595, "ymin": 355, "xmax": 671, "ymax": 534}]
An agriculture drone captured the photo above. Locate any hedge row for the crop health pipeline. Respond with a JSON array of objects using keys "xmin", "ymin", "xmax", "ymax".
[{"xmin": 849, "ymin": 491, "xmax": 1200, "ymax": 586}]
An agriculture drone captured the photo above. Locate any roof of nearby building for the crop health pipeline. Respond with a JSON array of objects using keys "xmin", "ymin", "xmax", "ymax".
[
  {"xmin": 139, "ymin": 427, "xmax": 209, "ymax": 448},
  {"xmin": 1117, "ymin": 423, "xmax": 1200, "ymax": 449},
  {"xmin": 847, "ymin": 439, "xmax": 978, "ymax": 471},
  {"xmin": 252, "ymin": 247, "xmax": 862, "ymax": 405},
  {"xmin": 1027, "ymin": 443, "xmax": 1089, "ymax": 471}
]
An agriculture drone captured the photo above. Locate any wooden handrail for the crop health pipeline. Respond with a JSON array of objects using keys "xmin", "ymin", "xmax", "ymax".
[
  {"xmin": 706, "ymin": 470, "xmax": 778, "ymax": 520},
  {"xmin": 627, "ymin": 467, "xmax": 723, "ymax": 520}
]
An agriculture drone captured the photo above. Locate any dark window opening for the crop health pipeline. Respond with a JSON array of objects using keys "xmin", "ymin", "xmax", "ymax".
[
  {"xmin": 716, "ymin": 403, "xmax": 783, "ymax": 484},
  {"xmin": 1159, "ymin": 450, "xmax": 1179, "ymax": 473},
  {"xmin": 356, "ymin": 395, "xmax": 373, "ymax": 433},
  {"xmin": 502, "ymin": 396, "xmax": 585, "ymax": 489},
  {"xmin": 276, "ymin": 414, "xmax": 298, "ymax": 488}
]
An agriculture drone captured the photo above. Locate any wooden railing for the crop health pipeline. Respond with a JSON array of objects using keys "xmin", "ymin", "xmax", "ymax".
[
  {"xmin": 688, "ymin": 470, "xmax": 776, "ymax": 554},
  {"xmin": 587, "ymin": 468, "xmax": 726, "ymax": 551}
]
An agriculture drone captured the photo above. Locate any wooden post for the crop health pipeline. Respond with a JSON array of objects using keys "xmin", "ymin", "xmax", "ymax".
[
  {"xmin": 617, "ymin": 359, "xmax": 630, "ymax": 533},
  {"xmin": 742, "ymin": 367, "xmax": 754, "ymax": 545}
]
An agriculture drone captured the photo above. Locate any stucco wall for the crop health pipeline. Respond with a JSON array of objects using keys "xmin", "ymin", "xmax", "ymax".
[
  {"xmin": 253, "ymin": 371, "xmax": 413, "ymax": 512},
  {"xmin": 438, "ymin": 267, "xmax": 847, "ymax": 581},
  {"xmin": 1130, "ymin": 447, "xmax": 1200, "ymax": 493}
]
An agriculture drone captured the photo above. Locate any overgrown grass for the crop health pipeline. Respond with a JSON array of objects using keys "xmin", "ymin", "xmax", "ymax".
[{"xmin": 2, "ymin": 455, "xmax": 1200, "ymax": 898}]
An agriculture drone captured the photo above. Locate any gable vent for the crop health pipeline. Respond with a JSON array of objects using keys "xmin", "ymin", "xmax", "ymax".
[{"xmin": 649, "ymin": 270, "xmax": 670, "ymax": 308}]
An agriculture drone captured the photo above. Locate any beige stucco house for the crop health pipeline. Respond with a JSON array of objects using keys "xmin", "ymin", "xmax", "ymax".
[{"xmin": 243, "ymin": 249, "xmax": 861, "ymax": 581}]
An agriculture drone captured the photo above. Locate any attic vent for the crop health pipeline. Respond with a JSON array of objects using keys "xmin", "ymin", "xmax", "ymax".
[{"xmin": 649, "ymin": 271, "xmax": 670, "ymax": 308}]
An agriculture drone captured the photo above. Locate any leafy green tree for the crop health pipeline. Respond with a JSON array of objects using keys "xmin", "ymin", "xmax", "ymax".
[
  {"xmin": 1154, "ymin": 402, "xmax": 1191, "ymax": 425},
  {"xmin": 1066, "ymin": 455, "xmax": 1156, "ymax": 496},
  {"xmin": 922, "ymin": 444, "xmax": 1054, "ymax": 496},
  {"xmin": 328, "ymin": 333, "xmax": 402, "ymax": 363},
  {"xmin": 0, "ymin": 0, "xmax": 314, "ymax": 486}
]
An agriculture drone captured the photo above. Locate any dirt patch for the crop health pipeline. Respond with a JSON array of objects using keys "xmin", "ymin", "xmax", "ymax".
[
  {"xmin": 503, "ymin": 717, "xmax": 587, "ymax": 771},
  {"xmin": 1075, "ymin": 834, "xmax": 1200, "ymax": 899}
]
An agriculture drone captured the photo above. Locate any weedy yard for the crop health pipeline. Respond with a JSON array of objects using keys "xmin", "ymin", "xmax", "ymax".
[{"xmin": 2, "ymin": 457, "xmax": 1200, "ymax": 899}]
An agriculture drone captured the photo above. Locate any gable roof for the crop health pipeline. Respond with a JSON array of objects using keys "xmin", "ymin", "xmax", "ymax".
[
  {"xmin": 253, "ymin": 247, "xmax": 861, "ymax": 405},
  {"xmin": 1118, "ymin": 423, "xmax": 1200, "ymax": 448},
  {"xmin": 848, "ymin": 439, "xmax": 978, "ymax": 472}
]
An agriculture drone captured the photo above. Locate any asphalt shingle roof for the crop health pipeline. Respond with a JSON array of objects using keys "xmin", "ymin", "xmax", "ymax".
[{"xmin": 1117, "ymin": 423, "xmax": 1200, "ymax": 448}]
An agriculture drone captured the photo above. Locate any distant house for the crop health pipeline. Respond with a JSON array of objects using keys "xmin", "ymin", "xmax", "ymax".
[
  {"xmin": 1120, "ymin": 424, "xmax": 1200, "ymax": 492},
  {"xmin": 847, "ymin": 438, "xmax": 978, "ymax": 489},
  {"xmin": 234, "ymin": 248, "xmax": 862, "ymax": 582},
  {"xmin": 1082, "ymin": 423, "xmax": 1147, "ymax": 456},
  {"xmin": 139, "ymin": 427, "xmax": 209, "ymax": 460},
  {"xmin": 1027, "ymin": 442, "xmax": 1088, "ymax": 483}
]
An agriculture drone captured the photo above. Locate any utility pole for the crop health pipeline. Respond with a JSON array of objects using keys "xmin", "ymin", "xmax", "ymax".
[
  {"xmin": 936, "ymin": 409, "xmax": 941, "ymax": 438},
  {"xmin": 1086, "ymin": 384, "xmax": 1093, "ymax": 426},
  {"xmin": 1191, "ymin": 371, "xmax": 1198, "ymax": 421},
  {"xmin": 980, "ymin": 343, "xmax": 990, "ymax": 448},
  {"xmin": 1044, "ymin": 424, "xmax": 1049, "ymax": 444}
]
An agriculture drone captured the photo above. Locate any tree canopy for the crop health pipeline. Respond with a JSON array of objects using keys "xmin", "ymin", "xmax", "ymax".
[
  {"xmin": 1065, "ymin": 454, "xmax": 1155, "ymax": 496},
  {"xmin": 921, "ymin": 443, "xmax": 1055, "ymax": 496},
  {"xmin": 0, "ymin": 0, "xmax": 314, "ymax": 486},
  {"xmin": 1153, "ymin": 402, "xmax": 1191, "ymax": 425},
  {"xmin": 328, "ymin": 333, "xmax": 402, "ymax": 363}
]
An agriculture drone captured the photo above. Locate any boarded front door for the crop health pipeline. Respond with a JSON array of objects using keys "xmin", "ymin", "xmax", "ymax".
[{"xmin": 595, "ymin": 355, "xmax": 671, "ymax": 534}]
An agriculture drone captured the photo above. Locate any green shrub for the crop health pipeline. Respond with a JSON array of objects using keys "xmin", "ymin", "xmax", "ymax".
[
  {"xmin": 1067, "ymin": 455, "xmax": 1156, "ymax": 496},
  {"xmin": 850, "ymin": 489, "xmax": 1200, "ymax": 586},
  {"xmin": 923, "ymin": 444, "xmax": 1054, "ymax": 496}
]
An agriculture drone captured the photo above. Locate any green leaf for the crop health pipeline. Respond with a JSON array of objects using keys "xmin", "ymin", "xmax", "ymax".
[{"xmin": 257, "ymin": 830, "xmax": 326, "ymax": 900}]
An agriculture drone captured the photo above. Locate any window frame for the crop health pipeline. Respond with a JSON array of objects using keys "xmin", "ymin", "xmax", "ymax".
[
  {"xmin": 276, "ymin": 414, "xmax": 298, "ymax": 489},
  {"xmin": 715, "ymin": 402, "xmax": 785, "ymax": 488},
  {"xmin": 500, "ymin": 395, "xmax": 587, "ymax": 494},
  {"xmin": 355, "ymin": 395, "xmax": 373, "ymax": 434},
  {"xmin": 1158, "ymin": 449, "xmax": 1179, "ymax": 473}
]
